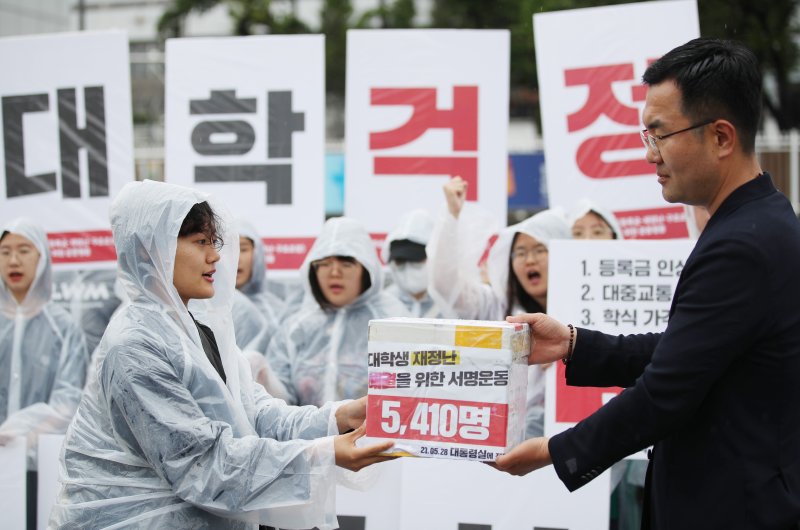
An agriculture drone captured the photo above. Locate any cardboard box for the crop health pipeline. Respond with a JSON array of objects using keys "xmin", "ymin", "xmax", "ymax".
[{"xmin": 359, "ymin": 317, "xmax": 529, "ymax": 461}]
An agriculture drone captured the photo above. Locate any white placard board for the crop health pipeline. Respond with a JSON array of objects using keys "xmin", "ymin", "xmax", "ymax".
[
  {"xmin": 336, "ymin": 457, "xmax": 609, "ymax": 529},
  {"xmin": 345, "ymin": 29, "xmax": 509, "ymax": 234},
  {"xmin": 165, "ymin": 35, "xmax": 325, "ymax": 274},
  {"xmin": 545, "ymin": 240, "xmax": 695, "ymax": 450},
  {"xmin": 534, "ymin": 0, "xmax": 699, "ymax": 239},
  {"xmin": 37, "ymin": 434, "xmax": 64, "ymax": 530},
  {"xmin": 0, "ymin": 436, "xmax": 27, "ymax": 529},
  {"xmin": 0, "ymin": 30, "xmax": 133, "ymax": 267}
]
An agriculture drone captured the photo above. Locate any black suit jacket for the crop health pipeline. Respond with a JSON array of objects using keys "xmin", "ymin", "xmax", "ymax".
[{"xmin": 549, "ymin": 174, "xmax": 800, "ymax": 529}]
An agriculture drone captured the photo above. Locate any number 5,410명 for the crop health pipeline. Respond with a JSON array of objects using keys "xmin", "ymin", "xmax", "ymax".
[{"xmin": 366, "ymin": 395, "xmax": 507, "ymax": 446}]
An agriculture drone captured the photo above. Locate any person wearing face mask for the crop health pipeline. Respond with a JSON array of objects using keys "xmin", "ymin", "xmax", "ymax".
[
  {"xmin": 428, "ymin": 177, "xmax": 571, "ymax": 439},
  {"xmin": 383, "ymin": 209, "xmax": 447, "ymax": 319},
  {"xmin": 267, "ymin": 217, "xmax": 410, "ymax": 406},
  {"xmin": 569, "ymin": 199, "xmax": 624, "ymax": 240},
  {"xmin": 50, "ymin": 181, "xmax": 393, "ymax": 529},
  {"xmin": 0, "ymin": 219, "xmax": 89, "ymax": 530}
]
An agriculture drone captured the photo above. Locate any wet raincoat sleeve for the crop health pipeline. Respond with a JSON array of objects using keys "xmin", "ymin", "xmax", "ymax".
[
  {"xmin": 102, "ymin": 336, "xmax": 337, "ymax": 522},
  {"xmin": 428, "ymin": 211, "xmax": 504, "ymax": 321},
  {"xmin": 250, "ymin": 381, "xmax": 341, "ymax": 439},
  {"xmin": 0, "ymin": 310, "xmax": 88, "ymax": 448}
]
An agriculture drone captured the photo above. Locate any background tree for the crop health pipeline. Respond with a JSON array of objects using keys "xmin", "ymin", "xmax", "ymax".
[{"xmin": 158, "ymin": 0, "xmax": 309, "ymax": 37}]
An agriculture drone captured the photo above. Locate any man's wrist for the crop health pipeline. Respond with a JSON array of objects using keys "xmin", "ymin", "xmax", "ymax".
[{"xmin": 562, "ymin": 324, "xmax": 576, "ymax": 365}]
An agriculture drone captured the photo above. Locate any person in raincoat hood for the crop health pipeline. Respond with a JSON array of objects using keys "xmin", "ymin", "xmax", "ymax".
[
  {"xmin": 50, "ymin": 180, "xmax": 392, "ymax": 530},
  {"xmin": 0, "ymin": 218, "xmax": 89, "ymax": 529},
  {"xmin": 235, "ymin": 218, "xmax": 286, "ymax": 325},
  {"xmin": 428, "ymin": 177, "xmax": 571, "ymax": 439},
  {"xmin": 569, "ymin": 198, "xmax": 624, "ymax": 240},
  {"xmin": 267, "ymin": 216, "xmax": 410, "ymax": 406},
  {"xmin": 382, "ymin": 209, "xmax": 447, "ymax": 319}
]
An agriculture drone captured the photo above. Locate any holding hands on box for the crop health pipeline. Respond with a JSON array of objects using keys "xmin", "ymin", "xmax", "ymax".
[{"xmin": 490, "ymin": 312, "xmax": 574, "ymax": 476}]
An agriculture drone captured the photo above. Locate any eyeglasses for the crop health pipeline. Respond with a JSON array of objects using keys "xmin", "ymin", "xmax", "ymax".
[
  {"xmin": 640, "ymin": 119, "xmax": 715, "ymax": 156},
  {"xmin": 511, "ymin": 245, "xmax": 548, "ymax": 262},
  {"xmin": 196, "ymin": 237, "xmax": 224, "ymax": 251}
]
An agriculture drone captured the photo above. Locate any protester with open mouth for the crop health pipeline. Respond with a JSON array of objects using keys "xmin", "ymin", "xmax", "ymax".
[
  {"xmin": 428, "ymin": 176, "xmax": 571, "ymax": 438},
  {"xmin": 266, "ymin": 216, "xmax": 409, "ymax": 407},
  {"xmin": 0, "ymin": 218, "xmax": 89, "ymax": 530}
]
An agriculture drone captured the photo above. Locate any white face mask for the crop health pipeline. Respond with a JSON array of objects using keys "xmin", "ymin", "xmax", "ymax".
[{"xmin": 390, "ymin": 261, "xmax": 428, "ymax": 296}]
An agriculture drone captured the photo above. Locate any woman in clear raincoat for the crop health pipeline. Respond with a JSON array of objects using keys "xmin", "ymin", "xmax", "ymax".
[
  {"xmin": 382, "ymin": 209, "xmax": 447, "ymax": 319},
  {"xmin": 428, "ymin": 177, "xmax": 571, "ymax": 439},
  {"xmin": 49, "ymin": 180, "xmax": 391, "ymax": 530},
  {"xmin": 235, "ymin": 218, "xmax": 287, "ymax": 327},
  {"xmin": 0, "ymin": 219, "xmax": 89, "ymax": 529},
  {"xmin": 267, "ymin": 217, "xmax": 410, "ymax": 407}
]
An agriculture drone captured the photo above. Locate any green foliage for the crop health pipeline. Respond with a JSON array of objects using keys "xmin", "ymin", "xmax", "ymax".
[{"xmin": 355, "ymin": 0, "xmax": 416, "ymax": 28}]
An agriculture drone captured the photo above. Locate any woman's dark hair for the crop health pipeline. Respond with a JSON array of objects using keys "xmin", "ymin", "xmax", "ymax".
[
  {"xmin": 178, "ymin": 201, "xmax": 223, "ymax": 248},
  {"xmin": 308, "ymin": 255, "xmax": 372, "ymax": 311},
  {"xmin": 506, "ymin": 233, "xmax": 546, "ymax": 315}
]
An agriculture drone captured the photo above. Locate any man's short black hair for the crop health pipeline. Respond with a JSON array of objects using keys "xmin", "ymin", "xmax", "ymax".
[
  {"xmin": 642, "ymin": 38, "xmax": 762, "ymax": 153},
  {"xmin": 178, "ymin": 201, "xmax": 223, "ymax": 247},
  {"xmin": 389, "ymin": 239, "xmax": 427, "ymax": 263}
]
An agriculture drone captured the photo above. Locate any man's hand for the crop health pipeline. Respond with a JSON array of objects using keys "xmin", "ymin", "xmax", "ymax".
[
  {"xmin": 336, "ymin": 396, "xmax": 368, "ymax": 433},
  {"xmin": 334, "ymin": 423, "xmax": 395, "ymax": 472},
  {"xmin": 506, "ymin": 313, "xmax": 574, "ymax": 366},
  {"xmin": 443, "ymin": 176, "xmax": 468, "ymax": 219},
  {"xmin": 493, "ymin": 437, "xmax": 552, "ymax": 476}
]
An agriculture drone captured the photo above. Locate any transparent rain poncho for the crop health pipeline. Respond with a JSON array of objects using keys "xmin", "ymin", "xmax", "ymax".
[
  {"xmin": 231, "ymin": 289, "xmax": 270, "ymax": 353},
  {"xmin": 50, "ymin": 180, "xmax": 343, "ymax": 530},
  {"xmin": 428, "ymin": 208, "xmax": 571, "ymax": 438},
  {"xmin": 0, "ymin": 219, "xmax": 89, "ymax": 468},
  {"xmin": 59, "ymin": 267, "xmax": 121, "ymax": 354},
  {"xmin": 267, "ymin": 217, "xmax": 410, "ymax": 406},
  {"xmin": 382, "ymin": 209, "xmax": 448, "ymax": 319},
  {"xmin": 235, "ymin": 219, "xmax": 287, "ymax": 329}
]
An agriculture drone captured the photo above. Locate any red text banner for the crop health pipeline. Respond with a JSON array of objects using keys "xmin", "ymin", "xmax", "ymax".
[{"xmin": 367, "ymin": 394, "xmax": 508, "ymax": 447}]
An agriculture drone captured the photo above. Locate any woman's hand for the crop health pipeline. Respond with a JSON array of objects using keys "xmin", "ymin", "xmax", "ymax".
[
  {"xmin": 336, "ymin": 396, "xmax": 368, "ymax": 433},
  {"xmin": 334, "ymin": 423, "xmax": 395, "ymax": 472},
  {"xmin": 443, "ymin": 176, "xmax": 468, "ymax": 219}
]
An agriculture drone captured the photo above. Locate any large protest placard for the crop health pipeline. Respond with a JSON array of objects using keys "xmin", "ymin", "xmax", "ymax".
[
  {"xmin": 545, "ymin": 240, "xmax": 695, "ymax": 445},
  {"xmin": 336, "ymin": 458, "xmax": 609, "ymax": 529},
  {"xmin": 345, "ymin": 29, "xmax": 509, "ymax": 236},
  {"xmin": 38, "ymin": 434, "xmax": 64, "ymax": 530},
  {"xmin": 165, "ymin": 35, "xmax": 325, "ymax": 275},
  {"xmin": 0, "ymin": 30, "xmax": 133, "ymax": 267},
  {"xmin": 534, "ymin": 0, "xmax": 699, "ymax": 238},
  {"xmin": 0, "ymin": 437, "xmax": 26, "ymax": 528}
]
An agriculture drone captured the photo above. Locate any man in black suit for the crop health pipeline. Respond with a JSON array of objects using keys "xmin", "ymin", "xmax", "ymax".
[{"xmin": 495, "ymin": 38, "xmax": 800, "ymax": 529}]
